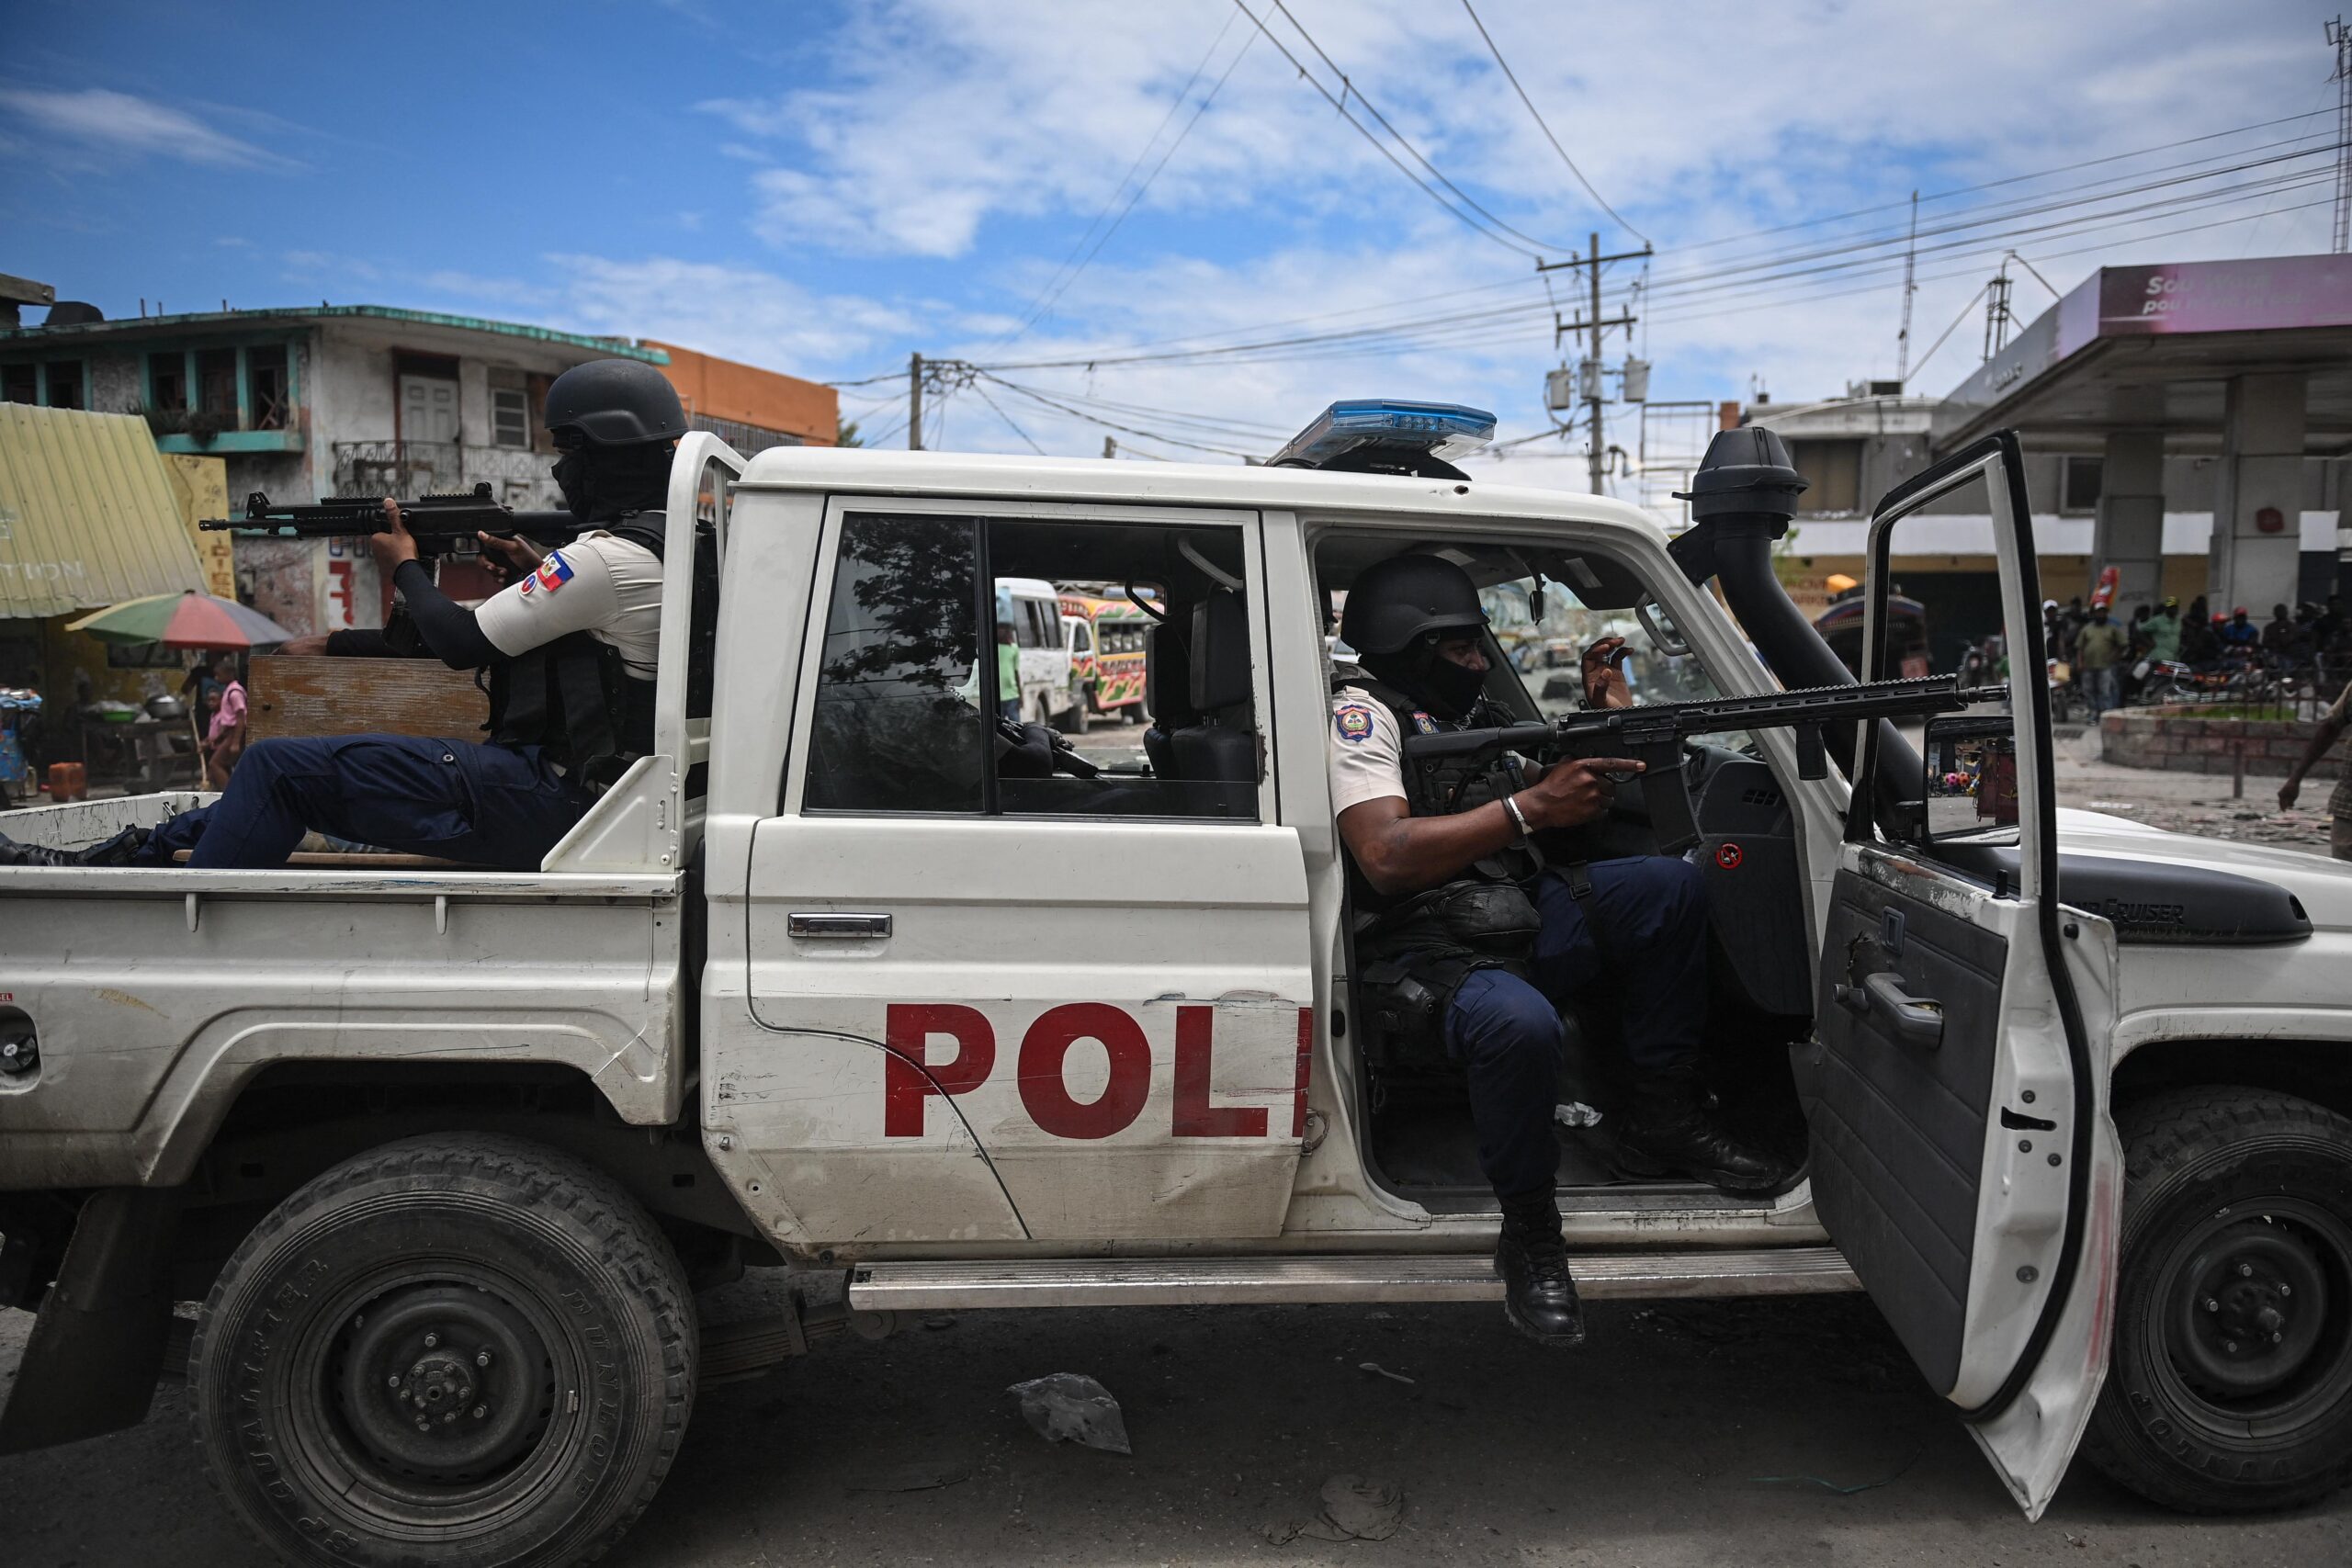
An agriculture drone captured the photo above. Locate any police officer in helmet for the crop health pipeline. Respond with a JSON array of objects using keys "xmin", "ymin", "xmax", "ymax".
[
  {"xmin": 142, "ymin": 358, "xmax": 681, "ymax": 870},
  {"xmin": 1329, "ymin": 553, "xmax": 1792, "ymax": 1348}
]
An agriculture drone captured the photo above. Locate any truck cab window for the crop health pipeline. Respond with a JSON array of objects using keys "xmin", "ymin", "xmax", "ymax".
[
  {"xmin": 799, "ymin": 512, "xmax": 1259, "ymax": 821},
  {"xmin": 803, "ymin": 513, "xmax": 985, "ymax": 814}
]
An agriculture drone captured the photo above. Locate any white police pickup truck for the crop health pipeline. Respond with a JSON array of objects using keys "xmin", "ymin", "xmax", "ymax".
[{"xmin": 1, "ymin": 408, "xmax": 2346, "ymax": 1566}]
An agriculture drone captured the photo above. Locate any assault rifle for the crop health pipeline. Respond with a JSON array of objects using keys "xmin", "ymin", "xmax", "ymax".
[
  {"xmin": 200, "ymin": 482, "xmax": 578, "ymax": 558},
  {"xmin": 1398, "ymin": 673, "xmax": 2002, "ymax": 855}
]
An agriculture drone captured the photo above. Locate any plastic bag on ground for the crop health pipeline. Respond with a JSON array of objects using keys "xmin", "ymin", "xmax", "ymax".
[
  {"xmin": 1258, "ymin": 1474, "xmax": 1406, "ymax": 1544},
  {"xmin": 1006, "ymin": 1372, "xmax": 1132, "ymax": 1455}
]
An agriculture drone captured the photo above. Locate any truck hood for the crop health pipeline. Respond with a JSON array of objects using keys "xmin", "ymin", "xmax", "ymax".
[{"xmin": 2055, "ymin": 807, "xmax": 2352, "ymax": 931}]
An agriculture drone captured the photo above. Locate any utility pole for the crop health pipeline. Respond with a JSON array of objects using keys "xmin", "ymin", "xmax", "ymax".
[
  {"xmin": 1894, "ymin": 190, "xmax": 1919, "ymax": 389},
  {"xmin": 1535, "ymin": 231, "xmax": 1647, "ymax": 495},
  {"xmin": 1982, "ymin": 265, "xmax": 2015, "ymax": 361},
  {"xmin": 2331, "ymin": 16, "xmax": 2351, "ymax": 253},
  {"xmin": 908, "ymin": 352, "xmax": 924, "ymax": 450}
]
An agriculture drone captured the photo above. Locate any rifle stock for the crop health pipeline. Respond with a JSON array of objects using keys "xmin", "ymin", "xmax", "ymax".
[{"xmin": 1400, "ymin": 674, "xmax": 2001, "ymax": 855}]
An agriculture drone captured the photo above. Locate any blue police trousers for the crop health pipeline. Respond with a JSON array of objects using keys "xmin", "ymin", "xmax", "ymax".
[
  {"xmin": 143, "ymin": 734, "xmax": 592, "ymax": 871},
  {"xmin": 1441, "ymin": 855, "xmax": 1708, "ymax": 1199}
]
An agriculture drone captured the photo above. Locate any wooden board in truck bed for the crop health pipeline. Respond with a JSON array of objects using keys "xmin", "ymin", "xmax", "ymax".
[{"xmin": 247, "ymin": 656, "xmax": 488, "ymax": 742}]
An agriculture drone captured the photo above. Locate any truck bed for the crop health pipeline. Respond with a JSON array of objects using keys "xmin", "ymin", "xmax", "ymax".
[{"xmin": 0, "ymin": 790, "xmax": 687, "ymax": 1190}]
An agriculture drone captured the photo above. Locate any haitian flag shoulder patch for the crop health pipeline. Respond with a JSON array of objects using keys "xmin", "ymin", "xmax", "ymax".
[{"xmin": 526, "ymin": 550, "xmax": 575, "ymax": 596}]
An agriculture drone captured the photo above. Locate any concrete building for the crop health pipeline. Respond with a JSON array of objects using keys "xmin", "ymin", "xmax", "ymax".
[
  {"xmin": 0, "ymin": 304, "xmax": 839, "ymax": 637},
  {"xmin": 1734, "ymin": 256, "xmax": 2352, "ymax": 665}
]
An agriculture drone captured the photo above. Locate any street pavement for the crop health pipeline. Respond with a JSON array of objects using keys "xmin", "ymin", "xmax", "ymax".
[{"xmin": 1, "ymin": 735, "xmax": 2346, "ymax": 1566}]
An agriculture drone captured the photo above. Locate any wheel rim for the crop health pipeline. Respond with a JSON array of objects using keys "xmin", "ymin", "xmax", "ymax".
[
  {"xmin": 288, "ymin": 1260, "xmax": 580, "ymax": 1528},
  {"xmin": 2151, "ymin": 1196, "xmax": 2352, "ymax": 1438}
]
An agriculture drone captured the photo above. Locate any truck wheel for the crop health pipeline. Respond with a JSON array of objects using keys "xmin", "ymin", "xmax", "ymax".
[
  {"xmin": 2084, "ymin": 1087, "xmax": 2352, "ymax": 1513},
  {"xmin": 1069, "ymin": 687, "xmax": 1094, "ymax": 734},
  {"xmin": 187, "ymin": 1134, "xmax": 696, "ymax": 1567}
]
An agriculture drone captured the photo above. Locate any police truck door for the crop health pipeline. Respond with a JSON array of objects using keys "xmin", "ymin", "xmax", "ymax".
[
  {"xmin": 731, "ymin": 499, "xmax": 1315, "ymax": 1246},
  {"xmin": 1800, "ymin": 432, "xmax": 2123, "ymax": 1518}
]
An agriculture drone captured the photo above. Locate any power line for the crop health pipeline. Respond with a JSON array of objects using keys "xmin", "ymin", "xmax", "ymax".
[
  {"xmin": 1001, "ymin": 9, "xmax": 1238, "ymax": 343},
  {"xmin": 1013, "ymin": 17, "xmax": 1257, "ymax": 335},
  {"xmin": 985, "ymin": 374, "xmax": 1259, "ymax": 458},
  {"xmin": 1229, "ymin": 0, "xmax": 1549, "ymax": 260},
  {"xmin": 1672, "ymin": 106, "xmax": 2337, "ymax": 254},
  {"xmin": 969, "ymin": 379, "xmax": 1048, "ymax": 454},
  {"xmin": 1458, "ymin": 0, "xmax": 1646, "ymax": 245}
]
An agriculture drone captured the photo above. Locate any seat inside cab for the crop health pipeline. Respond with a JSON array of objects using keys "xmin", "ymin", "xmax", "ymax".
[{"xmin": 1312, "ymin": 534, "xmax": 1815, "ymax": 1208}]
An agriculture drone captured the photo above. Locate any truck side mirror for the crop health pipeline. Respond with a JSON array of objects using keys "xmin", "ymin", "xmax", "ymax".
[{"xmin": 1922, "ymin": 715, "xmax": 2020, "ymax": 843}]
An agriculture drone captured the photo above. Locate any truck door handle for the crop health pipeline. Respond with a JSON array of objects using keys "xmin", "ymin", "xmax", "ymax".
[
  {"xmin": 1834, "ymin": 971, "xmax": 1944, "ymax": 1049},
  {"xmin": 786, "ymin": 912, "xmax": 892, "ymax": 940}
]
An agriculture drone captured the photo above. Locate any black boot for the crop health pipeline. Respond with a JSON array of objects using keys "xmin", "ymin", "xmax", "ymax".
[
  {"xmin": 1613, "ymin": 1065, "xmax": 1795, "ymax": 1195},
  {"xmin": 0, "ymin": 826, "xmax": 148, "ymax": 867},
  {"xmin": 1494, "ymin": 1190, "xmax": 1585, "ymax": 1348}
]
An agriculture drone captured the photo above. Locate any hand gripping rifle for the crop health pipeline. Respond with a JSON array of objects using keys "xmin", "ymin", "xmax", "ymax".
[
  {"xmin": 1398, "ymin": 673, "xmax": 2002, "ymax": 855},
  {"xmin": 200, "ymin": 482, "xmax": 578, "ymax": 559}
]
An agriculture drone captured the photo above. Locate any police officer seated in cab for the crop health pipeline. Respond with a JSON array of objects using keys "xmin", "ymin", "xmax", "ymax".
[
  {"xmin": 142, "ymin": 359, "xmax": 678, "ymax": 871},
  {"xmin": 1330, "ymin": 554, "xmax": 1793, "ymax": 1348}
]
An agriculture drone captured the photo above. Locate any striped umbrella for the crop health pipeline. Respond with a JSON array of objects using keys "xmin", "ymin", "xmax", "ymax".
[{"xmin": 65, "ymin": 590, "xmax": 297, "ymax": 649}]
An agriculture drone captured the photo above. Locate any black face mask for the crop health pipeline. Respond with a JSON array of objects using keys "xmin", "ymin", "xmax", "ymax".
[
  {"xmin": 552, "ymin": 450, "xmax": 592, "ymax": 519},
  {"xmin": 1363, "ymin": 639, "xmax": 1487, "ymax": 721}
]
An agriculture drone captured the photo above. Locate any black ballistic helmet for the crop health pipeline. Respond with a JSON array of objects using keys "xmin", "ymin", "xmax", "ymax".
[
  {"xmin": 542, "ymin": 358, "xmax": 688, "ymax": 448},
  {"xmin": 1340, "ymin": 553, "xmax": 1487, "ymax": 656}
]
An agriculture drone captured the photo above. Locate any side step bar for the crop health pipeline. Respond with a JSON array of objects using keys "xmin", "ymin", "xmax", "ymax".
[{"xmin": 849, "ymin": 1247, "xmax": 1859, "ymax": 1311}]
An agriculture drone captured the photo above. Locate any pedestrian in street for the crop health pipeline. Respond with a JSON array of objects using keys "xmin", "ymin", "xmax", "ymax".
[
  {"xmin": 2075, "ymin": 604, "xmax": 2129, "ymax": 716},
  {"xmin": 994, "ymin": 621, "xmax": 1023, "ymax": 722},
  {"xmin": 2278, "ymin": 675, "xmax": 2352, "ymax": 861},
  {"xmin": 200, "ymin": 652, "xmax": 246, "ymax": 790}
]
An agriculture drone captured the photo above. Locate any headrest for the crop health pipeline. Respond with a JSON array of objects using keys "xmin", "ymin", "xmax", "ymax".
[{"xmin": 1191, "ymin": 591, "xmax": 1251, "ymax": 711}]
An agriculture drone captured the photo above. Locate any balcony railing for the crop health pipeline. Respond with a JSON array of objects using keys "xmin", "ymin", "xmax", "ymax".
[{"xmin": 332, "ymin": 441, "xmax": 562, "ymax": 509}]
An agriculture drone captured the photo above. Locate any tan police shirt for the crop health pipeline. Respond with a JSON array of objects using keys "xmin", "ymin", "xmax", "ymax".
[
  {"xmin": 1328, "ymin": 685, "xmax": 1415, "ymax": 814},
  {"xmin": 472, "ymin": 530, "xmax": 663, "ymax": 680}
]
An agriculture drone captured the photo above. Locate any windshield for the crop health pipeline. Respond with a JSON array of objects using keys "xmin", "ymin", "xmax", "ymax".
[{"xmin": 1478, "ymin": 574, "xmax": 1721, "ymax": 717}]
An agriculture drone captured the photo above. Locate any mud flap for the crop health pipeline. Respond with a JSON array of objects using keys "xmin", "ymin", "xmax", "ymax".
[{"xmin": 0, "ymin": 1188, "xmax": 183, "ymax": 1454}]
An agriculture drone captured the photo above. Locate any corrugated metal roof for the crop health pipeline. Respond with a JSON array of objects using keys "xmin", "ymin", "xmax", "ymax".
[{"xmin": 0, "ymin": 403, "xmax": 207, "ymax": 619}]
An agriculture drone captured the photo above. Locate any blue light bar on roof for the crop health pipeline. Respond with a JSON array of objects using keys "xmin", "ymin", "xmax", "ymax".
[{"xmin": 1269, "ymin": 399, "xmax": 1497, "ymax": 469}]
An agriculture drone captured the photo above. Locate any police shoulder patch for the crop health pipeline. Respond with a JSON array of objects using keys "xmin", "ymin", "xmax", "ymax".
[
  {"xmin": 1410, "ymin": 711, "xmax": 1439, "ymax": 735},
  {"xmin": 1333, "ymin": 705, "xmax": 1376, "ymax": 743},
  {"xmin": 532, "ymin": 550, "xmax": 576, "ymax": 595}
]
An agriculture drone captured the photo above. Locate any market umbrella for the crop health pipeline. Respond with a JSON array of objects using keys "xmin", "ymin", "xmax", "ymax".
[{"xmin": 65, "ymin": 591, "xmax": 295, "ymax": 649}]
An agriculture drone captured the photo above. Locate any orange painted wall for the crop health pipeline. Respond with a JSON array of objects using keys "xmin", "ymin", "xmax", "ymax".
[{"xmin": 644, "ymin": 341, "xmax": 838, "ymax": 445}]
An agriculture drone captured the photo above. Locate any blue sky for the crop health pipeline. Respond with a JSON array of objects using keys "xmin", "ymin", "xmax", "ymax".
[{"xmin": 2, "ymin": 1, "xmax": 2342, "ymax": 488}]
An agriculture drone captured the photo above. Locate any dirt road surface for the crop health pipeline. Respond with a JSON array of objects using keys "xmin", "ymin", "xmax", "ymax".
[{"xmin": 4, "ymin": 1280, "xmax": 2346, "ymax": 1567}]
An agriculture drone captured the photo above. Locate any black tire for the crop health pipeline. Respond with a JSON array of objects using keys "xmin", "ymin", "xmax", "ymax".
[
  {"xmin": 1069, "ymin": 687, "xmax": 1093, "ymax": 735},
  {"xmin": 188, "ymin": 1134, "xmax": 697, "ymax": 1567},
  {"xmin": 2083, "ymin": 1087, "xmax": 2352, "ymax": 1514}
]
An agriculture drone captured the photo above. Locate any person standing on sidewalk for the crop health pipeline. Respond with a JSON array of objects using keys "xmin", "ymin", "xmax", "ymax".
[
  {"xmin": 2075, "ymin": 604, "xmax": 2129, "ymax": 716},
  {"xmin": 2278, "ymin": 678, "xmax": 2352, "ymax": 860}
]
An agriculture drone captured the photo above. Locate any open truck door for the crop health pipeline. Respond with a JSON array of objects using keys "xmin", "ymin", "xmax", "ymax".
[{"xmin": 1798, "ymin": 432, "xmax": 2124, "ymax": 1517}]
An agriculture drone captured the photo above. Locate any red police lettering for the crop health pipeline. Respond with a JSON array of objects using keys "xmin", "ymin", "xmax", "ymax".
[
  {"xmin": 1171, "ymin": 1006, "xmax": 1268, "ymax": 1138},
  {"xmin": 1018, "ymin": 1003, "xmax": 1150, "ymax": 1139},
  {"xmin": 883, "ymin": 1003, "xmax": 995, "ymax": 1137}
]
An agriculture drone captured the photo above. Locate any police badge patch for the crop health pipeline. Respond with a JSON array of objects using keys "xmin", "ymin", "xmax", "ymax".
[
  {"xmin": 1410, "ymin": 711, "xmax": 1439, "ymax": 735},
  {"xmin": 1333, "ymin": 705, "xmax": 1375, "ymax": 743}
]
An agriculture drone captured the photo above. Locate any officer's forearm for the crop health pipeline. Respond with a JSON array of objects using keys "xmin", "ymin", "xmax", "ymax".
[
  {"xmin": 392, "ymin": 560, "xmax": 500, "ymax": 670},
  {"xmin": 1340, "ymin": 798, "xmax": 1516, "ymax": 897}
]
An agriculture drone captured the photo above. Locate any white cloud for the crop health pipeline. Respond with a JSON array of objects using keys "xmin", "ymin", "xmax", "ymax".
[
  {"xmin": 542, "ymin": 254, "xmax": 921, "ymax": 377},
  {"xmin": 0, "ymin": 86, "xmax": 295, "ymax": 170}
]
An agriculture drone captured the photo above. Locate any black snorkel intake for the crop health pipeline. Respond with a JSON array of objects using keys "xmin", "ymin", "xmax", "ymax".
[{"xmin": 1669, "ymin": 426, "xmax": 1924, "ymax": 818}]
